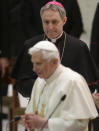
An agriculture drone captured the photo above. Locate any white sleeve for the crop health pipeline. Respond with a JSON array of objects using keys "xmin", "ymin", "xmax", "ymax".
[{"xmin": 48, "ymin": 118, "xmax": 89, "ymax": 131}]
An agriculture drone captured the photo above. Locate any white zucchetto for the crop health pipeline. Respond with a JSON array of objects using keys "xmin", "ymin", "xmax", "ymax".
[{"xmin": 30, "ymin": 40, "xmax": 58, "ymax": 52}]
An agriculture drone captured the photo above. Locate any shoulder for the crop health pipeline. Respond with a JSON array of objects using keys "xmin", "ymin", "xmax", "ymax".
[
  {"xmin": 24, "ymin": 34, "xmax": 44, "ymax": 48},
  {"xmin": 66, "ymin": 33, "xmax": 89, "ymax": 50},
  {"xmin": 56, "ymin": 65, "xmax": 88, "ymax": 94},
  {"xmin": 60, "ymin": 65, "xmax": 85, "ymax": 83}
]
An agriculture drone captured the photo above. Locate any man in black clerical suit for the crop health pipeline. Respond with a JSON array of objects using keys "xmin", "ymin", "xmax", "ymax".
[
  {"xmin": 11, "ymin": 1, "xmax": 99, "ymax": 99},
  {"xmin": 21, "ymin": 0, "xmax": 83, "ymax": 39}
]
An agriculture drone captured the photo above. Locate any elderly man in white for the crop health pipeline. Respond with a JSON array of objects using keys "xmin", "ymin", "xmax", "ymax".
[{"xmin": 20, "ymin": 40, "xmax": 98, "ymax": 131}]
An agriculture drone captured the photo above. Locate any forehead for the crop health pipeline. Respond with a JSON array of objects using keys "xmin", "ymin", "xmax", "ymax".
[
  {"xmin": 31, "ymin": 52, "xmax": 43, "ymax": 61},
  {"xmin": 42, "ymin": 9, "xmax": 62, "ymax": 20},
  {"xmin": 31, "ymin": 51, "xmax": 49, "ymax": 64}
]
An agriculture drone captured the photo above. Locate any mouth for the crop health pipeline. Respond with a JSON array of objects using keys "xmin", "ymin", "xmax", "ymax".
[
  {"xmin": 37, "ymin": 72, "xmax": 42, "ymax": 76},
  {"xmin": 47, "ymin": 31, "xmax": 58, "ymax": 37},
  {"xmin": 37, "ymin": 73, "xmax": 44, "ymax": 78},
  {"xmin": 48, "ymin": 31, "xmax": 56, "ymax": 34}
]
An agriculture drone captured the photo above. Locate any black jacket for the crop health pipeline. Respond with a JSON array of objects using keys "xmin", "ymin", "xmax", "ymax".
[{"xmin": 11, "ymin": 33, "xmax": 99, "ymax": 97}]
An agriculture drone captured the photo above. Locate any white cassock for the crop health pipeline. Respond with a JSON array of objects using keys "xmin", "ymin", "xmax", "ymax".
[{"xmin": 25, "ymin": 65, "xmax": 98, "ymax": 131}]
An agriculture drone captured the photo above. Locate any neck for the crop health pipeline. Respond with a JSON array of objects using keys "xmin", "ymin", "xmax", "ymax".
[
  {"xmin": 47, "ymin": 32, "xmax": 63, "ymax": 43},
  {"xmin": 51, "ymin": 32, "xmax": 63, "ymax": 43}
]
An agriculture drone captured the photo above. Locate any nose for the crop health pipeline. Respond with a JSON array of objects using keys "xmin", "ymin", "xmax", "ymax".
[{"xmin": 48, "ymin": 23, "xmax": 53, "ymax": 30}]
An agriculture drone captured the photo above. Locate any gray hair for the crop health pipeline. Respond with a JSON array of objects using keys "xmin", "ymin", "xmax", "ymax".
[
  {"xmin": 40, "ymin": 4, "xmax": 66, "ymax": 19},
  {"xmin": 28, "ymin": 41, "xmax": 60, "ymax": 63}
]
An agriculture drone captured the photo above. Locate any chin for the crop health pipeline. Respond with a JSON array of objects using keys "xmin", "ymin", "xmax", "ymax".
[
  {"xmin": 47, "ymin": 34, "xmax": 58, "ymax": 39},
  {"xmin": 38, "ymin": 75, "xmax": 44, "ymax": 78}
]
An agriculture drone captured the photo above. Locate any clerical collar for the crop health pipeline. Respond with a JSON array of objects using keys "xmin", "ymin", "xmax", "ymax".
[
  {"xmin": 43, "ymin": 31, "xmax": 66, "ymax": 61},
  {"xmin": 46, "ymin": 32, "xmax": 63, "ymax": 43},
  {"xmin": 50, "ymin": 32, "xmax": 63, "ymax": 43}
]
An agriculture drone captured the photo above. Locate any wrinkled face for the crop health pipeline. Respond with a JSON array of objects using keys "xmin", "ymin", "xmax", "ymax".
[
  {"xmin": 42, "ymin": 9, "xmax": 66, "ymax": 39},
  {"xmin": 31, "ymin": 52, "xmax": 57, "ymax": 79}
]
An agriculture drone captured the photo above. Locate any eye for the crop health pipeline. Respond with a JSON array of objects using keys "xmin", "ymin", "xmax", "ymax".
[
  {"xmin": 33, "ymin": 62, "xmax": 42, "ymax": 67},
  {"xmin": 36, "ymin": 62, "xmax": 42, "ymax": 66},
  {"xmin": 43, "ymin": 20, "xmax": 49, "ymax": 25},
  {"xmin": 52, "ymin": 20, "xmax": 58, "ymax": 25}
]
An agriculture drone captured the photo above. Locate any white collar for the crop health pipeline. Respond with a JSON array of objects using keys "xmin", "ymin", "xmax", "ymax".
[
  {"xmin": 45, "ymin": 64, "xmax": 63, "ymax": 84},
  {"xmin": 48, "ymin": 32, "xmax": 63, "ymax": 43}
]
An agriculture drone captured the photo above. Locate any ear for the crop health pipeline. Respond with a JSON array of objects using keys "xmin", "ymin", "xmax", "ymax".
[
  {"xmin": 52, "ymin": 58, "xmax": 58, "ymax": 65},
  {"xmin": 63, "ymin": 16, "xmax": 67, "ymax": 25}
]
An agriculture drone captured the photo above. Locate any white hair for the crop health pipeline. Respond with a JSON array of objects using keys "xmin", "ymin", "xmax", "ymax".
[{"xmin": 28, "ymin": 40, "xmax": 60, "ymax": 63}]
